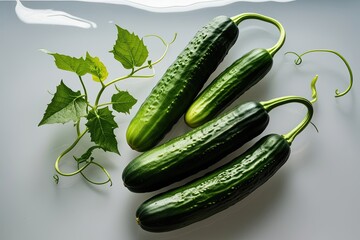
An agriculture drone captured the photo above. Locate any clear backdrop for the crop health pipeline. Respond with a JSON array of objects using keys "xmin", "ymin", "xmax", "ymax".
[{"xmin": 1, "ymin": 1, "xmax": 359, "ymax": 240}]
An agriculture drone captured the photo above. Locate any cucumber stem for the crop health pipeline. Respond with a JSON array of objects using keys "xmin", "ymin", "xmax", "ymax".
[
  {"xmin": 260, "ymin": 96, "xmax": 314, "ymax": 144},
  {"xmin": 230, "ymin": 12, "xmax": 286, "ymax": 57}
]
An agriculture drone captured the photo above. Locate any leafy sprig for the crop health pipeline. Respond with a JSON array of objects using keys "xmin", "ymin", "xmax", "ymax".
[{"xmin": 39, "ymin": 25, "xmax": 176, "ymax": 186}]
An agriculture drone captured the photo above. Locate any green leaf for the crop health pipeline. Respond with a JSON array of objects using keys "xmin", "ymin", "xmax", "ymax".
[
  {"xmin": 86, "ymin": 107, "xmax": 119, "ymax": 154},
  {"xmin": 85, "ymin": 52, "xmax": 108, "ymax": 82},
  {"xmin": 74, "ymin": 146, "xmax": 104, "ymax": 164},
  {"xmin": 111, "ymin": 90, "xmax": 137, "ymax": 114},
  {"xmin": 110, "ymin": 25, "xmax": 149, "ymax": 69},
  {"xmin": 49, "ymin": 53, "xmax": 89, "ymax": 76},
  {"xmin": 39, "ymin": 81, "xmax": 87, "ymax": 126}
]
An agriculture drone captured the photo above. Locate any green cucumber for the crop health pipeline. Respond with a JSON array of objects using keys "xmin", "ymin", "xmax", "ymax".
[
  {"xmin": 136, "ymin": 97, "xmax": 313, "ymax": 232},
  {"xmin": 122, "ymin": 96, "xmax": 310, "ymax": 193},
  {"xmin": 185, "ymin": 48, "xmax": 273, "ymax": 127},
  {"xmin": 136, "ymin": 134, "xmax": 290, "ymax": 232},
  {"xmin": 126, "ymin": 13, "xmax": 285, "ymax": 151},
  {"xmin": 185, "ymin": 14, "xmax": 286, "ymax": 127},
  {"xmin": 126, "ymin": 15, "xmax": 238, "ymax": 151}
]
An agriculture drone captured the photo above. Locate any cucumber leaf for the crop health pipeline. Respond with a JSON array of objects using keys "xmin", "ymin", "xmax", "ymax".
[
  {"xmin": 86, "ymin": 107, "xmax": 119, "ymax": 154},
  {"xmin": 110, "ymin": 25, "xmax": 149, "ymax": 69},
  {"xmin": 46, "ymin": 51, "xmax": 108, "ymax": 81},
  {"xmin": 39, "ymin": 81, "xmax": 87, "ymax": 126},
  {"xmin": 49, "ymin": 53, "xmax": 89, "ymax": 76},
  {"xmin": 111, "ymin": 90, "xmax": 137, "ymax": 114},
  {"xmin": 85, "ymin": 52, "xmax": 108, "ymax": 82}
]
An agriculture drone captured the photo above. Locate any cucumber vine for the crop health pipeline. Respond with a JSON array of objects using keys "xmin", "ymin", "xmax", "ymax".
[
  {"xmin": 286, "ymin": 49, "xmax": 353, "ymax": 98},
  {"xmin": 39, "ymin": 25, "xmax": 176, "ymax": 186}
]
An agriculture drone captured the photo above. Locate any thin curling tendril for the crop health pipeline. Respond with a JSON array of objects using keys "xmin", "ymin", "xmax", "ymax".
[{"xmin": 285, "ymin": 49, "xmax": 353, "ymax": 98}]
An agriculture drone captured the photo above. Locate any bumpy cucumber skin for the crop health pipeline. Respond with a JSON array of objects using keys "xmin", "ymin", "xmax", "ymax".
[
  {"xmin": 185, "ymin": 48, "xmax": 273, "ymax": 128},
  {"xmin": 126, "ymin": 16, "xmax": 239, "ymax": 152},
  {"xmin": 122, "ymin": 102, "xmax": 269, "ymax": 193},
  {"xmin": 136, "ymin": 134, "xmax": 290, "ymax": 232}
]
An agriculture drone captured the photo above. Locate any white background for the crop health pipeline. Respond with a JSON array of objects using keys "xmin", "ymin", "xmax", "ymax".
[{"xmin": 1, "ymin": 1, "xmax": 359, "ymax": 240}]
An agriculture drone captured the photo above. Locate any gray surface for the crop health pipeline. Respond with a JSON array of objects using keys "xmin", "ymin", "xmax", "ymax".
[{"xmin": 1, "ymin": 1, "xmax": 360, "ymax": 240}]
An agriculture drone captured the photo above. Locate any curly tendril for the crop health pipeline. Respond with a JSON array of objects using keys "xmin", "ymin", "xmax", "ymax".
[
  {"xmin": 53, "ymin": 127, "xmax": 113, "ymax": 185},
  {"xmin": 286, "ymin": 49, "xmax": 353, "ymax": 98}
]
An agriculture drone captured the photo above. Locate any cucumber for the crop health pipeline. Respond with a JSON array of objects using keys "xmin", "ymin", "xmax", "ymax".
[
  {"xmin": 185, "ymin": 14, "xmax": 286, "ymax": 128},
  {"xmin": 122, "ymin": 96, "xmax": 311, "ymax": 193},
  {"xmin": 185, "ymin": 48, "xmax": 273, "ymax": 127},
  {"xmin": 135, "ymin": 97, "xmax": 313, "ymax": 232},
  {"xmin": 123, "ymin": 101, "xmax": 269, "ymax": 192},
  {"xmin": 126, "ymin": 13, "xmax": 285, "ymax": 151},
  {"xmin": 126, "ymin": 15, "xmax": 239, "ymax": 151},
  {"xmin": 136, "ymin": 134, "xmax": 291, "ymax": 232}
]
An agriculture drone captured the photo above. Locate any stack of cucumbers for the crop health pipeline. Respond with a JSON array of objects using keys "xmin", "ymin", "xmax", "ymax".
[{"xmin": 122, "ymin": 12, "xmax": 353, "ymax": 232}]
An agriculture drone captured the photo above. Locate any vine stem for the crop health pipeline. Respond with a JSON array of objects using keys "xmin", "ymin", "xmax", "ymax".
[
  {"xmin": 76, "ymin": 120, "xmax": 81, "ymax": 136},
  {"xmin": 230, "ymin": 12, "xmax": 286, "ymax": 56},
  {"xmin": 78, "ymin": 76, "xmax": 88, "ymax": 112},
  {"xmin": 54, "ymin": 129, "xmax": 90, "ymax": 177},
  {"xmin": 78, "ymin": 161, "xmax": 113, "ymax": 186}
]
